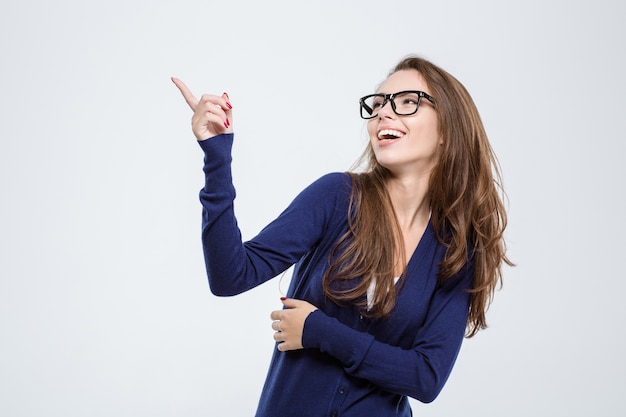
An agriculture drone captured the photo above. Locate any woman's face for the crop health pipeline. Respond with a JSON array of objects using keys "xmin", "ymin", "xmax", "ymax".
[{"xmin": 367, "ymin": 69, "xmax": 441, "ymax": 178}]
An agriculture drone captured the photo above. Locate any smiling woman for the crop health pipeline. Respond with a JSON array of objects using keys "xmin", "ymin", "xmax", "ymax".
[{"xmin": 172, "ymin": 54, "xmax": 512, "ymax": 417}]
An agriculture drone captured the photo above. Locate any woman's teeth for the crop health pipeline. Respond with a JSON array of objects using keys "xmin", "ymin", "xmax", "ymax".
[{"xmin": 378, "ymin": 129, "xmax": 404, "ymax": 140}]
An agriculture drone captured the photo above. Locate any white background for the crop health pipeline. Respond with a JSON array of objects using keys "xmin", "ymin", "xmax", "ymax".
[{"xmin": 1, "ymin": 0, "xmax": 625, "ymax": 415}]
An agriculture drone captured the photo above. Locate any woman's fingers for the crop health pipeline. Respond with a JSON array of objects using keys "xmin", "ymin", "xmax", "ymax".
[
  {"xmin": 171, "ymin": 77, "xmax": 198, "ymax": 111},
  {"xmin": 196, "ymin": 94, "xmax": 230, "ymax": 122},
  {"xmin": 269, "ymin": 298, "xmax": 318, "ymax": 351},
  {"xmin": 191, "ymin": 101, "xmax": 224, "ymax": 140},
  {"xmin": 271, "ymin": 320, "xmax": 281, "ymax": 332},
  {"xmin": 172, "ymin": 77, "xmax": 234, "ymax": 140}
]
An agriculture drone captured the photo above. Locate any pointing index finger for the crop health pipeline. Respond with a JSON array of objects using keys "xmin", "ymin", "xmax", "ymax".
[{"xmin": 171, "ymin": 77, "xmax": 198, "ymax": 111}]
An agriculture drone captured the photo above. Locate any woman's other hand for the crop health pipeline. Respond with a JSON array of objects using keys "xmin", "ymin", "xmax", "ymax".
[{"xmin": 270, "ymin": 298, "xmax": 318, "ymax": 352}]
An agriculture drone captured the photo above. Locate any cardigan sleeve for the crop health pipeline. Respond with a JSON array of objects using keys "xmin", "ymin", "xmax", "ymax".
[
  {"xmin": 301, "ymin": 263, "xmax": 473, "ymax": 403},
  {"xmin": 197, "ymin": 134, "xmax": 350, "ymax": 296}
]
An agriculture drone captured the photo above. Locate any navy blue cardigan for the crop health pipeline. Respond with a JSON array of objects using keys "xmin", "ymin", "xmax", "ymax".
[{"xmin": 199, "ymin": 134, "xmax": 472, "ymax": 417}]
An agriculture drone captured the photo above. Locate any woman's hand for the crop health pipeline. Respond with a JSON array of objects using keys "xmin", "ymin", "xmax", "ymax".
[
  {"xmin": 171, "ymin": 77, "xmax": 233, "ymax": 141},
  {"xmin": 270, "ymin": 298, "xmax": 318, "ymax": 352}
]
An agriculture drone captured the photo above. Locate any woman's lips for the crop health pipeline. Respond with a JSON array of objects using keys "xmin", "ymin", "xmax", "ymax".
[{"xmin": 376, "ymin": 128, "xmax": 405, "ymax": 146}]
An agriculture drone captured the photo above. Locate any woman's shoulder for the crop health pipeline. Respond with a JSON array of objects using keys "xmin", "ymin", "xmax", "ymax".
[
  {"xmin": 311, "ymin": 172, "xmax": 352, "ymax": 189},
  {"xmin": 299, "ymin": 172, "xmax": 352, "ymax": 194},
  {"xmin": 293, "ymin": 172, "xmax": 353, "ymax": 209}
]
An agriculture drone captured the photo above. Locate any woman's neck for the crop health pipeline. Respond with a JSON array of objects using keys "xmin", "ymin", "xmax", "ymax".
[
  {"xmin": 385, "ymin": 175, "xmax": 432, "ymax": 276},
  {"xmin": 385, "ymin": 175, "xmax": 431, "ymax": 231}
]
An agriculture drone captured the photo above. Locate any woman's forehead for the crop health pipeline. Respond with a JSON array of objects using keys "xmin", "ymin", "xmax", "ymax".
[{"xmin": 376, "ymin": 69, "xmax": 429, "ymax": 94}]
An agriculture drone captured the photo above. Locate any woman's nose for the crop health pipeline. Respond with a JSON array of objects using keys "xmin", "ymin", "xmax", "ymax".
[{"xmin": 377, "ymin": 100, "xmax": 395, "ymax": 118}]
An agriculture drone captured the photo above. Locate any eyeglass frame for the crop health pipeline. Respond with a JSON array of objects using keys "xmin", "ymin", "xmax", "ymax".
[{"xmin": 359, "ymin": 90, "xmax": 436, "ymax": 119}]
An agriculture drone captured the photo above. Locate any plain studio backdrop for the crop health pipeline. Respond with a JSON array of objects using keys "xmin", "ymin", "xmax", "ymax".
[{"xmin": 1, "ymin": 0, "xmax": 624, "ymax": 415}]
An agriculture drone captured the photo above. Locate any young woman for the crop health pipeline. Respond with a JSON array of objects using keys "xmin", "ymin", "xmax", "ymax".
[{"xmin": 172, "ymin": 55, "xmax": 512, "ymax": 417}]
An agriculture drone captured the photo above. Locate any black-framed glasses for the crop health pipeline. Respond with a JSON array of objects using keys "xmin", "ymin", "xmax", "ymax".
[{"xmin": 359, "ymin": 90, "xmax": 435, "ymax": 119}]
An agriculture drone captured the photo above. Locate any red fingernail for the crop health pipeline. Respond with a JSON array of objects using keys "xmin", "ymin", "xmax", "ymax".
[
  {"xmin": 224, "ymin": 120, "xmax": 229, "ymax": 128},
  {"xmin": 280, "ymin": 297, "xmax": 287, "ymax": 301},
  {"xmin": 226, "ymin": 101, "xmax": 232, "ymax": 109}
]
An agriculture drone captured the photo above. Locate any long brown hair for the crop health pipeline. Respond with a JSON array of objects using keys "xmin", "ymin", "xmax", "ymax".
[{"xmin": 323, "ymin": 56, "xmax": 513, "ymax": 337}]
